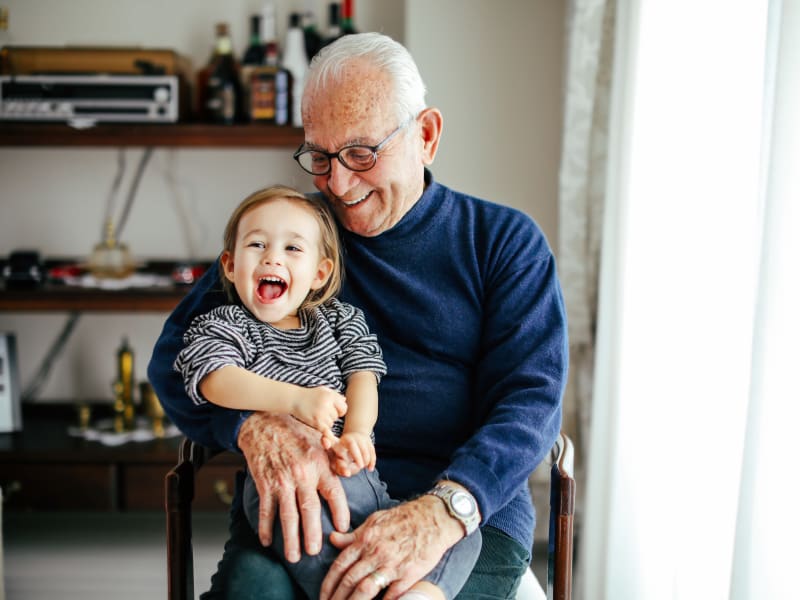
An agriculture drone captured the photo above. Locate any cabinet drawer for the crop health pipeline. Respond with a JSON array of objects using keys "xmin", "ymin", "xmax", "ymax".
[
  {"xmin": 122, "ymin": 463, "xmax": 241, "ymax": 510},
  {"xmin": 0, "ymin": 463, "xmax": 115, "ymax": 510}
]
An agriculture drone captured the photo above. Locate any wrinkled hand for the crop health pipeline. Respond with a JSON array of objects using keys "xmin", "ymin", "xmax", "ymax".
[
  {"xmin": 291, "ymin": 386, "xmax": 347, "ymax": 445},
  {"xmin": 327, "ymin": 431, "xmax": 376, "ymax": 476},
  {"xmin": 319, "ymin": 496, "xmax": 464, "ymax": 600},
  {"xmin": 238, "ymin": 412, "xmax": 350, "ymax": 562}
]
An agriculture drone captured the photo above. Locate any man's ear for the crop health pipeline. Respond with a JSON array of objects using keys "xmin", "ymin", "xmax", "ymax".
[
  {"xmin": 418, "ymin": 107, "xmax": 443, "ymax": 166},
  {"xmin": 310, "ymin": 257, "xmax": 334, "ymax": 290},
  {"xmin": 220, "ymin": 251, "xmax": 236, "ymax": 283}
]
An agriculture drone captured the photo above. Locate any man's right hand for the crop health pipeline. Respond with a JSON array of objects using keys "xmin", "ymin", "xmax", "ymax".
[{"xmin": 237, "ymin": 412, "xmax": 351, "ymax": 562}]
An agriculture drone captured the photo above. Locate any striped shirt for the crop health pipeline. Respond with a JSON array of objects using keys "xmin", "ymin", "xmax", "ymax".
[{"xmin": 174, "ymin": 298, "xmax": 386, "ymax": 437}]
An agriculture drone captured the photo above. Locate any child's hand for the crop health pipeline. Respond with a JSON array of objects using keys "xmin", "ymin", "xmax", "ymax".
[
  {"xmin": 328, "ymin": 431, "xmax": 376, "ymax": 477},
  {"xmin": 291, "ymin": 387, "xmax": 347, "ymax": 444}
]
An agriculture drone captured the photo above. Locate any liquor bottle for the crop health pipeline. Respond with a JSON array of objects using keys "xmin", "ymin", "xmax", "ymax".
[
  {"xmin": 204, "ymin": 23, "xmax": 242, "ymax": 124},
  {"xmin": 282, "ymin": 12, "xmax": 309, "ymax": 128},
  {"xmin": 302, "ymin": 5, "xmax": 323, "ymax": 61},
  {"xmin": 240, "ymin": 14, "xmax": 265, "ymax": 123},
  {"xmin": 246, "ymin": 2, "xmax": 290, "ymax": 125},
  {"xmin": 242, "ymin": 14, "xmax": 265, "ymax": 66},
  {"xmin": 322, "ymin": 2, "xmax": 341, "ymax": 48},
  {"xmin": 340, "ymin": 0, "xmax": 357, "ymax": 35}
]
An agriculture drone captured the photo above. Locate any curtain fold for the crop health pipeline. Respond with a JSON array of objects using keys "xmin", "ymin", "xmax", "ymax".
[
  {"xmin": 575, "ymin": 0, "xmax": 798, "ymax": 598},
  {"xmin": 557, "ymin": 0, "xmax": 616, "ymax": 505}
]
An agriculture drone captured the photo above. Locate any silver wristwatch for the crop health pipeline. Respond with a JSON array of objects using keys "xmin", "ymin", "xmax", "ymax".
[{"xmin": 426, "ymin": 483, "xmax": 480, "ymax": 536}]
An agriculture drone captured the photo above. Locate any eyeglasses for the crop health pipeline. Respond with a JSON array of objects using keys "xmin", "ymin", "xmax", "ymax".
[{"xmin": 293, "ymin": 117, "xmax": 413, "ymax": 176}]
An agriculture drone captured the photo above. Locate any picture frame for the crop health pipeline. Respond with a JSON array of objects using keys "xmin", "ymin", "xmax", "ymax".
[{"xmin": 0, "ymin": 332, "xmax": 22, "ymax": 432}]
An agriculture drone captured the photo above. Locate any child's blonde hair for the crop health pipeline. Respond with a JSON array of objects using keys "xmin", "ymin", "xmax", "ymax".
[{"xmin": 220, "ymin": 185, "xmax": 343, "ymax": 311}]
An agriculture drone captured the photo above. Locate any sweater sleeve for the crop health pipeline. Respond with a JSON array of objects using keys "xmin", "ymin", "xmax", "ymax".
[
  {"xmin": 174, "ymin": 306, "xmax": 256, "ymax": 406},
  {"xmin": 147, "ymin": 261, "xmax": 251, "ymax": 453},
  {"xmin": 324, "ymin": 299, "xmax": 388, "ymax": 382},
  {"xmin": 440, "ymin": 217, "xmax": 568, "ymax": 524}
]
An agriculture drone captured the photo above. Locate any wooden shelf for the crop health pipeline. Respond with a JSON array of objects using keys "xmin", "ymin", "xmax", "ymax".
[
  {"xmin": 0, "ymin": 259, "xmax": 211, "ymax": 312},
  {"xmin": 0, "ymin": 285, "xmax": 190, "ymax": 312},
  {"xmin": 0, "ymin": 122, "xmax": 305, "ymax": 148}
]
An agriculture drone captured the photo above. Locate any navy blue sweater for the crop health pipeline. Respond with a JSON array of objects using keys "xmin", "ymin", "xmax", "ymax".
[{"xmin": 148, "ymin": 170, "xmax": 568, "ymax": 550}]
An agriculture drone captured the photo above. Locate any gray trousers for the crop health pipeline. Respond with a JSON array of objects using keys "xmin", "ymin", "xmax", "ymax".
[{"xmin": 243, "ymin": 468, "xmax": 481, "ymax": 600}]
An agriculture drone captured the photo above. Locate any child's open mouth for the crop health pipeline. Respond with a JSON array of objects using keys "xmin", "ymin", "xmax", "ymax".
[{"xmin": 257, "ymin": 276, "xmax": 287, "ymax": 301}]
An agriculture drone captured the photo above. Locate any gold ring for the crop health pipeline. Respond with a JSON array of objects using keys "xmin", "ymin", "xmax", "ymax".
[{"xmin": 369, "ymin": 571, "xmax": 389, "ymax": 589}]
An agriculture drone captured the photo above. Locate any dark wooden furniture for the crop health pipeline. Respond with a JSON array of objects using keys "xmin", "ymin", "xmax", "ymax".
[
  {"xmin": 165, "ymin": 433, "xmax": 576, "ymax": 600},
  {"xmin": 0, "ymin": 405, "xmax": 242, "ymax": 512},
  {"xmin": 548, "ymin": 432, "xmax": 575, "ymax": 600},
  {"xmin": 0, "ymin": 123, "xmax": 305, "ymax": 148}
]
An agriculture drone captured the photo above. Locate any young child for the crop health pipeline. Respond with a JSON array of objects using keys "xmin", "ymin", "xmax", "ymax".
[{"xmin": 174, "ymin": 185, "xmax": 480, "ymax": 600}]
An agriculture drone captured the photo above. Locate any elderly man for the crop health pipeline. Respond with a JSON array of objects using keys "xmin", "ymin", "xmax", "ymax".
[{"xmin": 148, "ymin": 32, "xmax": 567, "ymax": 600}]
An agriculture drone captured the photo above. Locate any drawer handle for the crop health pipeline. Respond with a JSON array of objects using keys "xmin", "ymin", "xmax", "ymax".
[
  {"xmin": 2, "ymin": 480, "xmax": 22, "ymax": 503},
  {"xmin": 213, "ymin": 479, "xmax": 234, "ymax": 505}
]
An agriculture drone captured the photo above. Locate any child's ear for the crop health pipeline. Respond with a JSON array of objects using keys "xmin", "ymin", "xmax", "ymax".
[
  {"xmin": 310, "ymin": 257, "xmax": 334, "ymax": 290},
  {"xmin": 220, "ymin": 251, "xmax": 236, "ymax": 283}
]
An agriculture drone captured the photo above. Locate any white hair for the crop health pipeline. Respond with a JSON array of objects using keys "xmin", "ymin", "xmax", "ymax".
[{"xmin": 303, "ymin": 32, "xmax": 427, "ymax": 122}]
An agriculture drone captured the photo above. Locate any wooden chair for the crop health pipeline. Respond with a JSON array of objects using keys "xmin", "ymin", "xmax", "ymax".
[{"xmin": 165, "ymin": 433, "xmax": 575, "ymax": 600}]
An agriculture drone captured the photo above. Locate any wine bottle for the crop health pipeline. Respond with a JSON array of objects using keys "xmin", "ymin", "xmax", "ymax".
[
  {"xmin": 205, "ymin": 23, "xmax": 242, "ymax": 124},
  {"xmin": 240, "ymin": 14, "xmax": 265, "ymax": 123},
  {"xmin": 322, "ymin": 2, "xmax": 341, "ymax": 48},
  {"xmin": 340, "ymin": 0, "xmax": 357, "ymax": 35},
  {"xmin": 242, "ymin": 14, "xmax": 265, "ymax": 66},
  {"xmin": 248, "ymin": 4, "xmax": 290, "ymax": 125},
  {"xmin": 282, "ymin": 12, "xmax": 309, "ymax": 128},
  {"xmin": 302, "ymin": 5, "xmax": 323, "ymax": 61}
]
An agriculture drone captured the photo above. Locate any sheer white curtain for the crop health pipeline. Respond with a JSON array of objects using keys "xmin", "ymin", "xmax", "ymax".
[
  {"xmin": 578, "ymin": 0, "xmax": 799, "ymax": 598},
  {"xmin": 557, "ymin": 0, "xmax": 616, "ymax": 517}
]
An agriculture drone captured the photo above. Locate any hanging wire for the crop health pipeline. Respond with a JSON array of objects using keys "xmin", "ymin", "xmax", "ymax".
[
  {"xmin": 101, "ymin": 149, "xmax": 127, "ymax": 242},
  {"xmin": 114, "ymin": 147, "xmax": 154, "ymax": 241},
  {"xmin": 21, "ymin": 312, "xmax": 82, "ymax": 402}
]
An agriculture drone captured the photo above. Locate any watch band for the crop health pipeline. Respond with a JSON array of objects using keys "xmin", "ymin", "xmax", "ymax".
[{"xmin": 426, "ymin": 483, "xmax": 480, "ymax": 536}]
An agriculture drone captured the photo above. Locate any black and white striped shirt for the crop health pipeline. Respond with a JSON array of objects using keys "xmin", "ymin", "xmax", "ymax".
[{"xmin": 174, "ymin": 298, "xmax": 386, "ymax": 436}]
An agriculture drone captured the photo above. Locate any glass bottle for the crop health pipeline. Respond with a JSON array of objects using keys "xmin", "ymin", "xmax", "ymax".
[
  {"xmin": 241, "ymin": 14, "xmax": 265, "ymax": 123},
  {"xmin": 340, "ymin": 0, "xmax": 357, "ymax": 35},
  {"xmin": 249, "ymin": 4, "xmax": 290, "ymax": 125},
  {"xmin": 322, "ymin": 2, "xmax": 341, "ymax": 48},
  {"xmin": 282, "ymin": 12, "xmax": 309, "ymax": 128},
  {"xmin": 204, "ymin": 23, "xmax": 242, "ymax": 124},
  {"xmin": 302, "ymin": 8, "xmax": 323, "ymax": 62}
]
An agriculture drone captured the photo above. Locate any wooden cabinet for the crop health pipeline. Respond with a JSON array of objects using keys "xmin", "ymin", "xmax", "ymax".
[{"xmin": 0, "ymin": 405, "xmax": 243, "ymax": 512}]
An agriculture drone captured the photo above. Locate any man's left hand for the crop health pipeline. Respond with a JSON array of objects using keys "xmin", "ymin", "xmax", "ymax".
[{"xmin": 319, "ymin": 495, "xmax": 464, "ymax": 600}]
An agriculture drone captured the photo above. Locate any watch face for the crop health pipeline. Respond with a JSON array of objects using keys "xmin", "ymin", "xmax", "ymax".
[{"xmin": 451, "ymin": 491, "xmax": 476, "ymax": 517}]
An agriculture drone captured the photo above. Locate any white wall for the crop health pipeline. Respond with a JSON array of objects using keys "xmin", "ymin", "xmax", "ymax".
[{"xmin": 0, "ymin": 0, "xmax": 564, "ymax": 404}]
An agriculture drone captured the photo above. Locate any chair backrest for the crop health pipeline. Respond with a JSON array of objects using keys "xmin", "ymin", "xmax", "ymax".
[
  {"xmin": 547, "ymin": 432, "xmax": 575, "ymax": 600},
  {"xmin": 165, "ymin": 433, "xmax": 576, "ymax": 600},
  {"xmin": 165, "ymin": 437, "xmax": 221, "ymax": 600}
]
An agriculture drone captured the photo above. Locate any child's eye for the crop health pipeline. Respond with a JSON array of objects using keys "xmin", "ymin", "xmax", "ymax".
[
  {"xmin": 286, "ymin": 245, "xmax": 302, "ymax": 252},
  {"xmin": 247, "ymin": 241, "xmax": 265, "ymax": 249}
]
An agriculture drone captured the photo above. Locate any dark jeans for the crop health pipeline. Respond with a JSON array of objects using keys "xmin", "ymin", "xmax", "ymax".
[{"xmin": 201, "ymin": 471, "xmax": 530, "ymax": 600}]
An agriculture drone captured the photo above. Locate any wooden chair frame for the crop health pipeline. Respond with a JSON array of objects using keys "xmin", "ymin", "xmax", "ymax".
[{"xmin": 165, "ymin": 433, "xmax": 575, "ymax": 600}]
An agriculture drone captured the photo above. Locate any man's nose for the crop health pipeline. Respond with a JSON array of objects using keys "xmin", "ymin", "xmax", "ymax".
[{"xmin": 326, "ymin": 159, "xmax": 358, "ymax": 197}]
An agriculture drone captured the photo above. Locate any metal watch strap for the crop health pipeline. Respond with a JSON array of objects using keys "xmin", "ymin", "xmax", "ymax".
[{"xmin": 426, "ymin": 483, "xmax": 480, "ymax": 536}]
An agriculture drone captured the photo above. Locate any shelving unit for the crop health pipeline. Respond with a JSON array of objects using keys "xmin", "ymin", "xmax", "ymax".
[
  {"xmin": 0, "ymin": 122, "xmax": 305, "ymax": 148},
  {"xmin": 0, "ymin": 285, "xmax": 191, "ymax": 312}
]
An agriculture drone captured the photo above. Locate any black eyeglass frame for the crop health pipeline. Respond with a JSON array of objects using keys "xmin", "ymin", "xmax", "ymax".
[{"xmin": 293, "ymin": 116, "xmax": 414, "ymax": 176}]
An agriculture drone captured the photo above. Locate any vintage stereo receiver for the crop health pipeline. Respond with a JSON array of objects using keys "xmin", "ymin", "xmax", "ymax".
[{"xmin": 0, "ymin": 74, "xmax": 182, "ymax": 123}]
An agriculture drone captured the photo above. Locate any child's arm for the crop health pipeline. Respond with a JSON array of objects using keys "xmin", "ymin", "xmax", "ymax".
[
  {"xmin": 328, "ymin": 371, "xmax": 379, "ymax": 475},
  {"xmin": 200, "ymin": 365, "xmax": 346, "ymax": 442}
]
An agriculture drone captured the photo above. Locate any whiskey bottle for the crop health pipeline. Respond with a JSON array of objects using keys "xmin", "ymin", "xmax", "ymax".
[
  {"xmin": 204, "ymin": 23, "xmax": 242, "ymax": 124},
  {"xmin": 241, "ymin": 13, "xmax": 265, "ymax": 123},
  {"xmin": 247, "ymin": 3, "xmax": 290, "ymax": 125}
]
